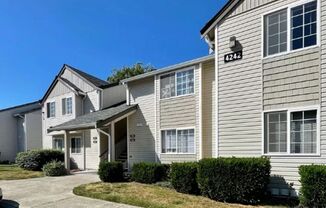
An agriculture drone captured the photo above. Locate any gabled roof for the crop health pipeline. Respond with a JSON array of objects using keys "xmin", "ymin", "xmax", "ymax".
[
  {"xmin": 121, "ymin": 54, "xmax": 214, "ymax": 83},
  {"xmin": 48, "ymin": 102, "xmax": 137, "ymax": 132},
  {"xmin": 41, "ymin": 64, "xmax": 117, "ymax": 103},
  {"xmin": 65, "ymin": 64, "xmax": 110, "ymax": 88},
  {"xmin": 200, "ymin": 0, "xmax": 241, "ymax": 38}
]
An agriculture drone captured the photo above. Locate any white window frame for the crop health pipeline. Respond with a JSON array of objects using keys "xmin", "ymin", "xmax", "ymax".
[
  {"xmin": 159, "ymin": 66, "xmax": 195, "ymax": 100},
  {"xmin": 160, "ymin": 127, "xmax": 196, "ymax": 154},
  {"xmin": 71, "ymin": 136, "xmax": 82, "ymax": 154},
  {"xmin": 47, "ymin": 101, "xmax": 56, "ymax": 118},
  {"xmin": 62, "ymin": 97, "xmax": 73, "ymax": 115},
  {"xmin": 262, "ymin": 105, "xmax": 320, "ymax": 156},
  {"xmin": 53, "ymin": 137, "xmax": 64, "ymax": 151},
  {"xmin": 262, "ymin": 0, "xmax": 320, "ymax": 59}
]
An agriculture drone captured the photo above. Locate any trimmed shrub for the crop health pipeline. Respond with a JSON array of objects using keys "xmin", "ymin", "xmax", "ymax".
[
  {"xmin": 299, "ymin": 165, "xmax": 326, "ymax": 207},
  {"xmin": 16, "ymin": 149, "xmax": 64, "ymax": 171},
  {"xmin": 197, "ymin": 157, "xmax": 271, "ymax": 204},
  {"xmin": 131, "ymin": 162, "xmax": 167, "ymax": 184},
  {"xmin": 42, "ymin": 161, "xmax": 67, "ymax": 176},
  {"xmin": 98, "ymin": 161, "xmax": 124, "ymax": 182},
  {"xmin": 170, "ymin": 162, "xmax": 199, "ymax": 195}
]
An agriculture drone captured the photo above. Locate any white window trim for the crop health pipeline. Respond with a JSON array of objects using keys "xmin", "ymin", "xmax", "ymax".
[
  {"xmin": 262, "ymin": 105, "xmax": 320, "ymax": 157},
  {"xmin": 47, "ymin": 100, "xmax": 56, "ymax": 118},
  {"xmin": 261, "ymin": 0, "xmax": 320, "ymax": 59},
  {"xmin": 63, "ymin": 97, "xmax": 73, "ymax": 116},
  {"xmin": 159, "ymin": 66, "xmax": 196, "ymax": 100},
  {"xmin": 70, "ymin": 136, "xmax": 82, "ymax": 155},
  {"xmin": 160, "ymin": 127, "xmax": 196, "ymax": 155}
]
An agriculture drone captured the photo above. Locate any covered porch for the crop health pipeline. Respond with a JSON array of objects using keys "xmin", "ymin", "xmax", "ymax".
[{"xmin": 48, "ymin": 103, "xmax": 137, "ymax": 171}]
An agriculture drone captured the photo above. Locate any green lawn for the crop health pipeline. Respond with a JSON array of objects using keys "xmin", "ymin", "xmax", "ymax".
[
  {"xmin": 73, "ymin": 182, "xmax": 257, "ymax": 208},
  {"xmin": 0, "ymin": 164, "xmax": 43, "ymax": 180}
]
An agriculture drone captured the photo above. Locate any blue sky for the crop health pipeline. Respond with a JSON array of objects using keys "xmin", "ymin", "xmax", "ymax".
[{"xmin": 0, "ymin": 0, "xmax": 226, "ymax": 109}]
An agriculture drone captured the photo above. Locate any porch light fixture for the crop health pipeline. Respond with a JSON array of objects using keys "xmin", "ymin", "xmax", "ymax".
[{"xmin": 229, "ymin": 36, "xmax": 237, "ymax": 49}]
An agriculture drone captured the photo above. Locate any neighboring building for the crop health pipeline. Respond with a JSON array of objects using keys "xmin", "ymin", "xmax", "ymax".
[
  {"xmin": 119, "ymin": 0, "xmax": 324, "ymax": 196},
  {"xmin": 42, "ymin": 64, "xmax": 126, "ymax": 170},
  {"xmin": 0, "ymin": 101, "xmax": 42, "ymax": 161}
]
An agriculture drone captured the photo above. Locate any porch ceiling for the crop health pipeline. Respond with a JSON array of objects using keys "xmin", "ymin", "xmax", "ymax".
[{"xmin": 47, "ymin": 103, "xmax": 137, "ymax": 132}]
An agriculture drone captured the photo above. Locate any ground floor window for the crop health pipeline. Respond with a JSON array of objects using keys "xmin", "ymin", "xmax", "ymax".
[
  {"xmin": 53, "ymin": 137, "xmax": 64, "ymax": 151},
  {"xmin": 71, "ymin": 137, "xmax": 82, "ymax": 154},
  {"xmin": 161, "ymin": 128, "xmax": 195, "ymax": 153},
  {"xmin": 264, "ymin": 107, "xmax": 318, "ymax": 155}
]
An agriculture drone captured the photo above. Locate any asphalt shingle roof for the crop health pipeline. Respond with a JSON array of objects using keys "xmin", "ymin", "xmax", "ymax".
[{"xmin": 48, "ymin": 103, "xmax": 137, "ymax": 132}]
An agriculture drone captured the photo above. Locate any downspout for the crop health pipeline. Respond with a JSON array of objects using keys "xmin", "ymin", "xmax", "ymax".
[{"xmin": 214, "ymin": 25, "xmax": 219, "ymax": 158}]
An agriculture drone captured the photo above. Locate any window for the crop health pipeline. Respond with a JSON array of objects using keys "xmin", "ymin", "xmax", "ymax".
[
  {"xmin": 176, "ymin": 70, "xmax": 194, "ymax": 96},
  {"xmin": 161, "ymin": 128, "xmax": 195, "ymax": 153},
  {"xmin": 160, "ymin": 69, "xmax": 194, "ymax": 99},
  {"xmin": 53, "ymin": 137, "xmax": 64, "ymax": 151},
  {"xmin": 264, "ymin": 9, "xmax": 288, "ymax": 56},
  {"xmin": 290, "ymin": 110, "xmax": 317, "ymax": 154},
  {"xmin": 160, "ymin": 73, "xmax": 175, "ymax": 99},
  {"xmin": 62, "ymin": 97, "xmax": 72, "ymax": 115},
  {"xmin": 71, "ymin": 137, "xmax": 81, "ymax": 154},
  {"xmin": 291, "ymin": 1, "xmax": 317, "ymax": 50},
  {"xmin": 263, "ymin": 0, "xmax": 318, "ymax": 57},
  {"xmin": 47, "ymin": 102, "xmax": 56, "ymax": 118},
  {"xmin": 264, "ymin": 112, "xmax": 287, "ymax": 153},
  {"xmin": 264, "ymin": 108, "xmax": 318, "ymax": 155}
]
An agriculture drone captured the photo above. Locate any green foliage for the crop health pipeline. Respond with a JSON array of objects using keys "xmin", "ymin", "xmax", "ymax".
[
  {"xmin": 16, "ymin": 149, "xmax": 64, "ymax": 171},
  {"xmin": 107, "ymin": 63, "xmax": 155, "ymax": 84},
  {"xmin": 42, "ymin": 161, "xmax": 67, "ymax": 176},
  {"xmin": 170, "ymin": 162, "xmax": 199, "ymax": 195},
  {"xmin": 98, "ymin": 161, "xmax": 124, "ymax": 182},
  {"xmin": 299, "ymin": 165, "xmax": 326, "ymax": 207},
  {"xmin": 131, "ymin": 162, "xmax": 168, "ymax": 184},
  {"xmin": 197, "ymin": 157, "xmax": 271, "ymax": 204}
]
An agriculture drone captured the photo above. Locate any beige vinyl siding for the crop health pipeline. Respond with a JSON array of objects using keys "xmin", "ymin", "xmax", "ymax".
[
  {"xmin": 217, "ymin": 0, "xmax": 322, "ymax": 192},
  {"xmin": 48, "ymin": 81, "xmax": 71, "ymax": 99},
  {"xmin": 202, "ymin": 60, "xmax": 215, "ymax": 158},
  {"xmin": 263, "ymin": 47, "xmax": 320, "ymax": 110},
  {"xmin": 25, "ymin": 110, "xmax": 42, "ymax": 150},
  {"xmin": 157, "ymin": 65, "xmax": 200, "ymax": 163},
  {"xmin": 160, "ymin": 96, "xmax": 196, "ymax": 128},
  {"xmin": 217, "ymin": 6, "xmax": 263, "ymax": 156},
  {"xmin": 229, "ymin": 0, "xmax": 275, "ymax": 17},
  {"xmin": 61, "ymin": 69, "xmax": 94, "ymax": 92},
  {"xmin": 84, "ymin": 129, "xmax": 100, "ymax": 170},
  {"xmin": 128, "ymin": 77, "xmax": 156, "ymax": 167}
]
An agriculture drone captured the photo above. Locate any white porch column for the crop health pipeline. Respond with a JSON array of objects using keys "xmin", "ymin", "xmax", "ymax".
[
  {"xmin": 111, "ymin": 122, "xmax": 115, "ymax": 161},
  {"xmin": 64, "ymin": 130, "xmax": 70, "ymax": 170}
]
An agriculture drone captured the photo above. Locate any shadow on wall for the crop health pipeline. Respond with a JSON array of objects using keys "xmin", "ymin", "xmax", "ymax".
[
  {"xmin": 0, "ymin": 200, "xmax": 20, "ymax": 208},
  {"xmin": 269, "ymin": 175, "xmax": 297, "ymax": 197},
  {"xmin": 83, "ymin": 97, "xmax": 95, "ymax": 114},
  {"xmin": 70, "ymin": 158, "xmax": 79, "ymax": 170}
]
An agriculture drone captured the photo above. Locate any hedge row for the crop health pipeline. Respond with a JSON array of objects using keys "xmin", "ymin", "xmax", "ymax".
[
  {"xmin": 98, "ymin": 161, "xmax": 124, "ymax": 182},
  {"xmin": 299, "ymin": 165, "xmax": 326, "ymax": 207},
  {"xmin": 16, "ymin": 149, "xmax": 64, "ymax": 171},
  {"xmin": 131, "ymin": 162, "xmax": 169, "ymax": 184}
]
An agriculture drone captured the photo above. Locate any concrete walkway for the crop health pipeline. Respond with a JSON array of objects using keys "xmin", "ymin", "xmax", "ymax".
[{"xmin": 0, "ymin": 173, "xmax": 137, "ymax": 208}]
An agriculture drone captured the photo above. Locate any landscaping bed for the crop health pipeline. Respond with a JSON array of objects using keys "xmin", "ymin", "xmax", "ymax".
[
  {"xmin": 73, "ymin": 182, "xmax": 253, "ymax": 208},
  {"xmin": 0, "ymin": 164, "xmax": 43, "ymax": 180}
]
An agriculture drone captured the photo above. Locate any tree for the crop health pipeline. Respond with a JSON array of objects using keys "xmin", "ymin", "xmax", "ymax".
[{"xmin": 107, "ymin": 63, "xmax": 155, "ymax": 84}]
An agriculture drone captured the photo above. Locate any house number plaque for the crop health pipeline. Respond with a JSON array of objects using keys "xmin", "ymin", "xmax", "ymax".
[{"xmin": 224, "ymin": 50, "xmax": 242, "ymax": 63}]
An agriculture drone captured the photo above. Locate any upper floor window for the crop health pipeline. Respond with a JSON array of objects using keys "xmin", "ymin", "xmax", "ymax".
[
  {"xmin": 47, "ymin": 102, "xmax": 56, "ymax": 118},
  {"xmin": 160, "ymin": 68, "xmax": 194, "ymax": 99},
  {"xmin": 263, "ymin": 0, "xmax": 318, "ymax": 57},
  {"xmin": 264, "ymin": 108, "xmax": 318, "ymax": 155},
  {"xmin": 62, "ymin": 97, "xmax": 72, "ymax": 115}
]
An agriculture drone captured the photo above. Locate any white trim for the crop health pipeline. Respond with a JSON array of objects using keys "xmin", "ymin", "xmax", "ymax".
[
  {"xmin": 214, "ymin": 25, "xmax": 219, "ymax": 158},
  {"xmin": 154, "ymin": 75, "xmax": 158, "ymax": 163},
  {"xmin": 125, "ymin": 83, "xmax": 130, "ymax": 105},
  {"xmin": 199, "ymin": 63, "xmax": 203, "ymax": 160},
  {"xmin": 262, "ymin": 105, "xmax": 320, "ymax": 157},
  {"xmin": 261, "ymin": 0, "xmax": 320, "ymax": 59},
  {"xmin": 159, "ymin": 66, "xmax": 195, "ymax": 100},
  {"xmin": 160, "ymin": 127, "xmax": 196, "ymax": 155}
]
